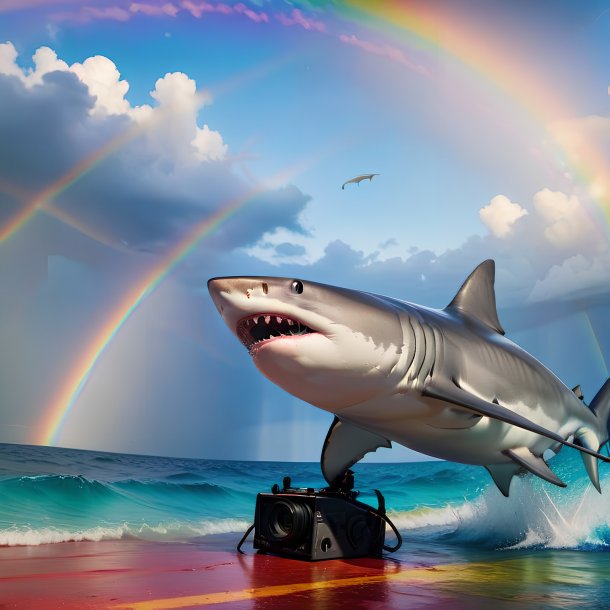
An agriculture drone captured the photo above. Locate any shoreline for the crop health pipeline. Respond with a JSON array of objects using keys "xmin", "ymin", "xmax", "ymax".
[{"xmin": 2, "ymin": 534, "xmax": 609, "ymax": 609}]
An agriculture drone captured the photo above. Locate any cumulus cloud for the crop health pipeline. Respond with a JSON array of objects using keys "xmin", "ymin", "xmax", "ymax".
[
  {"xmin": 70, "ymin": 55, "xmax": 132, "ymax": 116},
  {"xmin": 0, "ymin": 43, "xmax": 67, "ymax": 85},
  {"xmin": 528, "ymin": 254, "xmax": 610, "ymax": 302},
  {"xmin": 479, "ymin": 195, "xmax": 528, "ymax": 238},
  {"xmin": 474, "ymin": 187, "xmax": 610, "ymax": 304},
  {"xmin": 0, "ymin": 42, "xmax": 308, "ymax": 253},
  {"xmin": 0, "ymin": 42, "xmax": 225, "ymax": 160},
  {"xmin": 193, "ymin": 124, "xmax": 228, "ymax": 161},
  {"xmin": 533, "ymin": 188, "xmax": 600, "ymax": 250}
]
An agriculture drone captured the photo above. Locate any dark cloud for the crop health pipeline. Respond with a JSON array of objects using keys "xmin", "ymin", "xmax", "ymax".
[
  {"xmin": 0, "ymin": 65, "xmax": 313, "ymax": 455},
  {"xmin": 0, "ymin": 70, "xmax": 309, "ymax": 255},
  {"xmin": 0, "ymin": 71, "xmax": 95, "ymax": 190},
  {"xmin": 274, "ymin": 242, "xmax": 306, "ymax": 257}
]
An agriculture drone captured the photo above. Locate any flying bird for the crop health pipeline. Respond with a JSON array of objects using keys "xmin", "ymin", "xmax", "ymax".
[
  {"xmin": 208, "ymin": 260, "xmax": 610, "ymax": 497},
  {"xmin": 341, "ymin": 173, "xmax": 379, "ymax": 190}
]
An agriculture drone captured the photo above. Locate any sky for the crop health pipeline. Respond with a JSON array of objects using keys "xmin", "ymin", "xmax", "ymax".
[{"xmin": 0, "ymin": 0, "xmax": 609, "ymax": 463}]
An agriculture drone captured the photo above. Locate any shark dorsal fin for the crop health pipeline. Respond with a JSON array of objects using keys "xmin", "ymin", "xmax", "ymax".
[{"xmin": 445, "ymin": 260, "xmax": 505, "ymax": 335}]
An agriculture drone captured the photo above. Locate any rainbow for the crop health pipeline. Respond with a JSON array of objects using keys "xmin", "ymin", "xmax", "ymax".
[
  {"xmin": 34, "ymin": 3, "xmax": 609, "ymax": 445},
  {"xmin": 1, "ymin": 175, "xmax": 129, "ymax": 250},
  {"xmin": 38, "ymin": 157, "xmax": 316, "ymax": 446},
  {"xmin": 339, "ymin": 0, "xmax": 609, "ymax": 224},
  {"xmin": 583, "ymin": 311, "xmax": 609, "ymax": 378},
  {"xmin": 0, "ymin": 122, "xmax": 146, "ymax": 244}
]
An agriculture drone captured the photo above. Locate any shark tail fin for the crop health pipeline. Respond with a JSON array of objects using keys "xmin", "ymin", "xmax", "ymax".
[
  {"xmin": 573, "ymin": 379, "xmax": 610, "ymax": 494},
  {"xmin": 590, "ymin": 379, "xmax": 610, "ymax": 445}
]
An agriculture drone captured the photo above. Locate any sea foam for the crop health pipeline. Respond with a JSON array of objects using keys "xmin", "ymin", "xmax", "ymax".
[
  {"xmin": 389, "ymin": 471, "xmax": 610, "ymax": 550},
  {"xmin": 0, "ymin": 518, "xmax": 250, "ymax": 547}
]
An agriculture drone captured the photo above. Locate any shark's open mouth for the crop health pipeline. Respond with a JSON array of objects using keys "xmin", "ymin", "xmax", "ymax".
[{"xmin": 237, "ymin": 314, "xmax": 316, "ymax": 350}]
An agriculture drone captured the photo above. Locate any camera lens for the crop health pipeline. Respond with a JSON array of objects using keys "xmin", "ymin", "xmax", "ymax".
[{"xmin": 267, "ymin": 500, "xmax": 312, "ymax": 546}]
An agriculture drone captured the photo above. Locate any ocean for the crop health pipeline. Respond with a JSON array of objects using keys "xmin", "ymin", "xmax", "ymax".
[
  {"xmin": 1, "ymin": 441, "xmax": 609, "ymax": 552},
  {"xmin": 4, "ymin": 442, "xmax": 610, "ymax": 608}
]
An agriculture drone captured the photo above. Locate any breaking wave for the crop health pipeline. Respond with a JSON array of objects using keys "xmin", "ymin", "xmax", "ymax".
[
  {"xmin": 2, "ymin": 442, "xmax": 609, "ymax": 550},
  {"xmin": 0, "ymin": 518, "xmax": 250, "ymax": 547},
  {"xmin": 389, "ymin": 466, "xmax": 610, "ymax": 550}
]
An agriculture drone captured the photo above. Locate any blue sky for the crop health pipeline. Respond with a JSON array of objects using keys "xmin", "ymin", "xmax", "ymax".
[{"xmin": 0, "ymin": 0, "xmax": 609, "ymax": 462}]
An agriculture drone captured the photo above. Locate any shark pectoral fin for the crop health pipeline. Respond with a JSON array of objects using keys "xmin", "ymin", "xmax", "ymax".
[
  {"xmin": 503, "ymin": 447, "xmax": 565, "ymax": 488},
  {"xmin": 321, "ymin": 417, "xmax": 391, "ymax": 485},
  {"xmin": 574, "ymin": 428, "xmax": 602, "ymax": 493},
  {"xmin": 423, "ymin": 377, "xmax": 610, "ymax": 465},
  {"xmin": 423, "ymin": 376, "xmax": 565, "ymax": 441},
  {"xmin": 485, "ymin": 463, "xmax": 522, "ymax": 497}
]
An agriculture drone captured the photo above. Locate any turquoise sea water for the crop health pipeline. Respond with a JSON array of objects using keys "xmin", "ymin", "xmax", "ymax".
[{"xmin": 1, "ymin": 442, "xmax": 609, "ymax": 552}]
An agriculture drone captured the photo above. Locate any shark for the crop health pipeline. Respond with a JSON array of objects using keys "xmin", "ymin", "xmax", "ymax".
[
  {"xmin": 208, "ymin": 260, "xmax": 610, "ymax": 496},
  {"xmin": 341, "ymin": 173, "xmax": 379, "ymax": 190}
]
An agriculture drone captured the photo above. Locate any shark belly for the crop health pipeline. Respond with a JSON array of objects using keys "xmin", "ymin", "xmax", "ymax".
[{"xmin": 341, "ymin": 393, "xmax": 510, "ymax": 465}]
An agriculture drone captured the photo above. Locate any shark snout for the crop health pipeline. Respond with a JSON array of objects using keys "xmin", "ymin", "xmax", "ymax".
[
  {"xmin": 207, "ymin": 277, "xmax": 227, "ymax": 314},
  {"xmin": 207, "ymin": 276, "xmax": 271, "ymax": 317}
]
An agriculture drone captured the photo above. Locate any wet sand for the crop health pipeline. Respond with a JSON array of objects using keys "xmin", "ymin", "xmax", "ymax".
[{"xmin": 1, "ymin": 534, "xmax": 608, "ymax": 609}]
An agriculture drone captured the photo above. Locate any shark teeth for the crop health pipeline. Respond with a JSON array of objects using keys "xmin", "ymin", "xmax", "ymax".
[{"xmin": 237, "ymin": 313, "xmax": 316, "ymax": 350}]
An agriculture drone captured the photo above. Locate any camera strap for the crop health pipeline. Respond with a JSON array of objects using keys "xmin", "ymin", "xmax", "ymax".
[
  {"xmin": 237, "ymin": 523, "xmax": 255, "ymax": 554},
  {"xmin": 355, "ymin": 489, "xmax": 402, "ymax": 553}
]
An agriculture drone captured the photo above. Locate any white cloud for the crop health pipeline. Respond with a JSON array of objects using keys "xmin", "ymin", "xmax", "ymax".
[
  {"xmin": 0, "ymin": 42, "xmax": 226, "ymax": 161},
  {"xmin": 528, "ymin": 254, "xmax": 610, "ymax": 302},
  {"xmin": 533, "ymin": 188, "xmax": 600, "ymax": 250},
  {"xmin": 70, "ymin": 55, "xmax": 132, "ymax": 116},
  {"xmin": 0, "ymin": 42, "xmax": 136, "ymax": 117},
  {"xmin": 0, "ymin": 42, "xmax": 70, "ymax": 83},
  {"xmin": 150, "ymin": 70, "xmax": 198, "ymax": 110},
  {"xmin": 28, "ymin": 46, "xmax": 69, "ymax": 84},
  {"xmin": 193, "ymin": 124, "xmax": 228, "ymax": 161},
  {"xmin": 479, "ymin": 194, "xmax": 528, "ymax": 238},
  {"xmin": 145, "ymin": 71, "xmax": 226, "ymax": 163}
]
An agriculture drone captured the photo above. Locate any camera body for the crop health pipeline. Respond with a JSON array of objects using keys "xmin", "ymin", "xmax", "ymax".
[{"xmin": 253, "ymin": 487, "xmax": 385, "ymax": 561}]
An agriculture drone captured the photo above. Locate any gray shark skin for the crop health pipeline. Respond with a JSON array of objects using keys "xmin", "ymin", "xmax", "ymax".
[
  {"xmin": 341, "ymin": 173, "xmax": 379, "ymax": 190},
  {"xmin": 208, "ymin": 261, "xmax": 610, "ymax": 497}
]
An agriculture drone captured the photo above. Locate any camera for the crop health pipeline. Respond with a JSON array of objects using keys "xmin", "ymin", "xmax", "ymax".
[{"xmin": 250, "ymin": 474, "xmax": 395, "ymax": 561}]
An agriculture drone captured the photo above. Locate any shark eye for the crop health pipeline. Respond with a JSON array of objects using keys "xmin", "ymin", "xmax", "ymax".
[{"xmin": 291, "ymin": 280, "xmax": 304, "ymax": 294}]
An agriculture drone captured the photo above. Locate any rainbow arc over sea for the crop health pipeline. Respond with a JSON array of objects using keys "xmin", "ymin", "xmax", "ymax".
[
  {"xmin": 38, "ymin": 159, "xmax": 314, "ymax": 446},
  {"xmin": 29, "ymin": 2, "xmax": 609, "ymax": 445}
]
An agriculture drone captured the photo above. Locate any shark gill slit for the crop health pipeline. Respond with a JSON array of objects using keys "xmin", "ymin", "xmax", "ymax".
[
  {"xmin": 408, "ymin": 316, "xmax": 436, "ymax": 386},
  {"xmin": 404, "ymin": 316, "xmax": 419, "ymax": 385},
  {"xmin": 420, "ymin": 322, "xmax": 437, "ymax": 384},
  {"xmin": 393, "ymin": 315, "xmax": 417, "ymax": 390}
]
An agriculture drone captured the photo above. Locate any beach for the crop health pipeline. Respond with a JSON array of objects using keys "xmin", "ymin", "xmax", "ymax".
[{"xmin": 3, "ymin": 533, "xmax": 610, "ymax": 609}]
